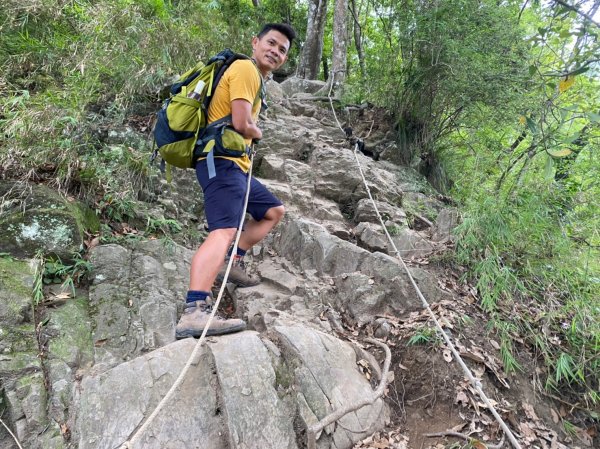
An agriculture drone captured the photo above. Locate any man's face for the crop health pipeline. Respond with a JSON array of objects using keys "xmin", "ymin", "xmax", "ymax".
[{"xmin": 252, "ymin": 30, "xmax": 289, "ymax": 76}]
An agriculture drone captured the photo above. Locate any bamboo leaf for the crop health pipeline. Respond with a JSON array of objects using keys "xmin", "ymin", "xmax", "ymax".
[
  {"xmin": 547, "ymin": 148, "xmax": 573, "ymax": 158},
  {"xmin": 543, "ymin": 154, "xmax": 554, "ymax": 179},
  {"xmin": 569, "ymin": 66, "xmax": 590, "ymax": 76},
  {"xmin": 526, "ymin": 117, "xmax": 537, "ymax": 134}
]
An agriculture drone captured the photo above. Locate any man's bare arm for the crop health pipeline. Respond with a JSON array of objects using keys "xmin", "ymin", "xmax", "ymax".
[{"xmin": 231, "ymin": 99, "xmax": 262, "ymax": 140}]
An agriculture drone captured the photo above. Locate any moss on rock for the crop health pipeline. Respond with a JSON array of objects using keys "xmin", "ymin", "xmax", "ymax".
[
  {"xmin": 0, "ymin": 181, "xmax": 100, "ymax": 260},
  {"xmin": 0, "ymin": 257, "xmax": 34, "ymax": 324},
  {"xmin": 47, "ymin": 297, "xmax": 94, "ymax": 368}
]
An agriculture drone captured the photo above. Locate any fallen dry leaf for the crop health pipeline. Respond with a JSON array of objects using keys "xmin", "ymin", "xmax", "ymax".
[
  {"xmin": 455, "ymin": 391, "xmax": 469, "ymax": 406},
  {"xmin": 522, "ymin": 402, "xmax": 540, "ymax": 422},
  {"xmin": 443, "ymin": 349, "xmax": 452, "ymax": 362}
]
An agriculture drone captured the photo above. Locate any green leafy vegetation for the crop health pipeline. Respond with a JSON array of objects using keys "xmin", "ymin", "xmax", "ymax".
[
  {"xmin": 407, "ymin": 326, "xmax": 440, "ymax": 346},
  {"xmin": 338, "ymin": 0, "xmax": 600, "ymax": 415},
  {"xmin": 42, "ymin": 253, "xmax": 93, "ymax": 294}
]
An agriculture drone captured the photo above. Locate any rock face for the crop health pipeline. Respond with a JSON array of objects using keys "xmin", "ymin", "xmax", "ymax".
[
  {"xmin": 0, "ymin": 181, "xmax": 99, "ymax": 260},
  {"xmin": 73, "ymin": 328, "xmax": 387, "ymax": 449},
  {"xmin": 279, "ymin": 76, "xmax": 326, "ymax": 97},
  {"xmin": 276, "ymin": 326, "xmax": 388, "ymax": 448},
  {"xmin": 87, "ymin": 240, "xmax": 192, "ymax": 372},
  {"xmin": 0, "ymin": 75, "xmax": 455, "ymax": 449},
  {"xmin": 74, "ymin": 339, "xmax": 225, "ymax": 449},
  {"xmin": 0, "ymin": 258, "xmax": 46, "ymax": 449}
]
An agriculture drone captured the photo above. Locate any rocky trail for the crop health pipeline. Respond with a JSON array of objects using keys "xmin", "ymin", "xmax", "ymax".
[{"xmin": 0, "ymin": 78, "xmax": 591, "ymax": 449}]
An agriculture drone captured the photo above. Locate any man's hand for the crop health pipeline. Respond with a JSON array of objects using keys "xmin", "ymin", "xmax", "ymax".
[{"xmin": 231, "ymin": 99, "xmax": 262, "ymax": 140}]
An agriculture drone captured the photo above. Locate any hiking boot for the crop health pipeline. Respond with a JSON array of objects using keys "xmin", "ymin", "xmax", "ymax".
[
  {"xmin": 216, "ymin": 257, "xmax": 260, "ymax": 287},
  {"xmin": 175, "ymin": 299, "xmax": 246, "ymax": 339}
]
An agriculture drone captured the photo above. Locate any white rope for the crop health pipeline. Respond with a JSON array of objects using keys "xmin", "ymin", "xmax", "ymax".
[
  {"xmin": 119, "ymin": 151, "xmax": 256, "ymax": 449},
  {"xmin": 325, "ymin": 92, "xmax": 523, "ymax": 449},
  {"xmin": 0, "ymin": 417, "xmax": 23, "ymax": 449}
]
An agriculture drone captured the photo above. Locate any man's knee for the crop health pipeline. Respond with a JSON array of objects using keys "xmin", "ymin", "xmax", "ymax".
[
  {"xmin": 207, "ymin": 227, "xmax": 237, "ymax": 245},
  {"xmin": 266, "ymin": 205, "xmax": 285, "ymax": 223}
]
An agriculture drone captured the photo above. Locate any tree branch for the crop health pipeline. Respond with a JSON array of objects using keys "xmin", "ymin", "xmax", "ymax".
[
  {"xmin": 518, "ymin": 0, "xmax": 530, "ymax": 23},
  {"xmin": 425, "ymin": 431, "xmax": 506, "ymax": 449},
  {"xmin": 552, "ymin": 0, "xmax": 600, "ymax": 28},
  {"xmin": 347, "ymin": 0, "xmax": 361, "ymax": 32},
  {"xmin": 506, "ymin": 130, "xmax": 528, "ymax": 153},
  {"xmin": 306, "ymin": 338, "xmax": 391, "ymax": 449}
]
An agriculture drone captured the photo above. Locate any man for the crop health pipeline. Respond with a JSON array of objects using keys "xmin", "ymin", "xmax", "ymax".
[{"xmin": 176, "ymin": 23, "xmax": 296, "ymax": 339}]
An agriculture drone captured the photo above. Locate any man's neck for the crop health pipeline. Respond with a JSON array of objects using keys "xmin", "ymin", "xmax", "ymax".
[{"xmin": 251, "ymin": 57, "xmax": 270, "ymax": 79}]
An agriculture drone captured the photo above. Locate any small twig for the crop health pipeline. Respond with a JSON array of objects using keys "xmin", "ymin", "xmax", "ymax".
[
  {"xmin": 292, "ymin": 95, "xmax": 342, "ymax": 102},
  {"xmin": 363, "ymin": 119, "xmax": 375, "ymax": 139},
  {"xmin": 0, "ymin": 417, "xmax": 24, "ymax": 449},
  {"xmin": 425, "ymin": 431, "xmax": 506, "ymax": 449},
  {"xmin": 306, "ymin": 338, "xmax": 391, "ymax": 449},
  {"xmin": 540, "ymin": 390, "xmax": 588, "ymax": 413},
  {"xmin": 405, "ymin": 391, "xmax": 433, "ymax": 405}
]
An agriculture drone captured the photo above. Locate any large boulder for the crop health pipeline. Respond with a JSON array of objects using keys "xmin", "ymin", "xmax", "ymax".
[
  {"xmin": 87, "ymin": 240, "xmax": 192, "ymax": 372},
  {"xmin": 73, "ymin": 339, "xmax": 226, "ymax": 449},
  {"xmin": 0, "ymin": 181, "xmax": 99, "ymax": 260},
  {"xmin": 275, "ymin": 325, "xmax": 389, "ymax": 448},
  {"xmin": 72, "ymin": 327, "xmax": 387, "ymax": 449},
  {"xmin": 280, "ymin": 76, "xmax": 326, "ymax": 97}
]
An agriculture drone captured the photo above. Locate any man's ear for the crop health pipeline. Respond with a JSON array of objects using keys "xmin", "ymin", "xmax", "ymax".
[{"xmin": 251, "ymin": 36, "xmax": 259, "ymax": 50}]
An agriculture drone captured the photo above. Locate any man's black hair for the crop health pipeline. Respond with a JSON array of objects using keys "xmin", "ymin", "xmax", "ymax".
[{"xmin": 257, "ymin": 23, "xmax": 296, "ymax": 49}]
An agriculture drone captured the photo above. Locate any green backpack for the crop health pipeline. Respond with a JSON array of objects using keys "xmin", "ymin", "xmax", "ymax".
[{"xmin": 153, "ymin": 49, "xmax": 263, "ymax": 178}]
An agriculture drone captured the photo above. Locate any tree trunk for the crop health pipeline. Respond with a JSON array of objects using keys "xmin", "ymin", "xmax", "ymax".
[
  {"xmin": 328, "ymin": 0, "xmax": 348, "ymax": 96},
  {"xmin": 297, "ymin": 0, "xmax": 328, "ymax": 79},
  {"xmin": 350, "ymin": 0, "xmax": 365, "ymax": 78},
  {"xmin": 322, "ymin": 54, "xmax": 329, "ymax": 80}
]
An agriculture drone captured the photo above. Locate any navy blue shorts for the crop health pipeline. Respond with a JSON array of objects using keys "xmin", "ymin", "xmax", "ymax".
[{"xmin": 195, "ymin": 158, "xmax": 283, "ymax": 231}]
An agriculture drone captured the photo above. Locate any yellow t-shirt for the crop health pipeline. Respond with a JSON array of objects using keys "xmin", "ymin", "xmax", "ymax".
[{"xmin": 205, "ymin": 59, "xmax": 262, "ymax": 172}]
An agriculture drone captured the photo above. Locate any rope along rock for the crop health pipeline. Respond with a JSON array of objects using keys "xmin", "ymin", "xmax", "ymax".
[{"xmin": 325, "ymin": 83, "xmax": 523, "ymax": 449}]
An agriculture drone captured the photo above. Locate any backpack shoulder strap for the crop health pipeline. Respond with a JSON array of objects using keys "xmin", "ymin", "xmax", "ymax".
[
  {"xmin": 246, "ymin": 58, "xmax": 266, "ymax": 111},
  {"xmin": 203, "ymin": 50, "xmax": 253, "ymax": 111}
]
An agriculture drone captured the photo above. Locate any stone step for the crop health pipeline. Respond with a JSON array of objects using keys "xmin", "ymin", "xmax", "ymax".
[
  {"xmin": 208, "ymin": 332, "xmax": 298, "ymax": 449},
  {"xmin": 75, "ymin": 339, "xmax": 224, "ymax": 449},
  {"xmin": 274, "ymin": 325, "xmax": 389, "ymax": 448}
]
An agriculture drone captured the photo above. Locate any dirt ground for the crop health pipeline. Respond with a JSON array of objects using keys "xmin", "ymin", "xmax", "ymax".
[{"xmin": 350, "ymin": 262, "xmax": 598, "ymax": 449}]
